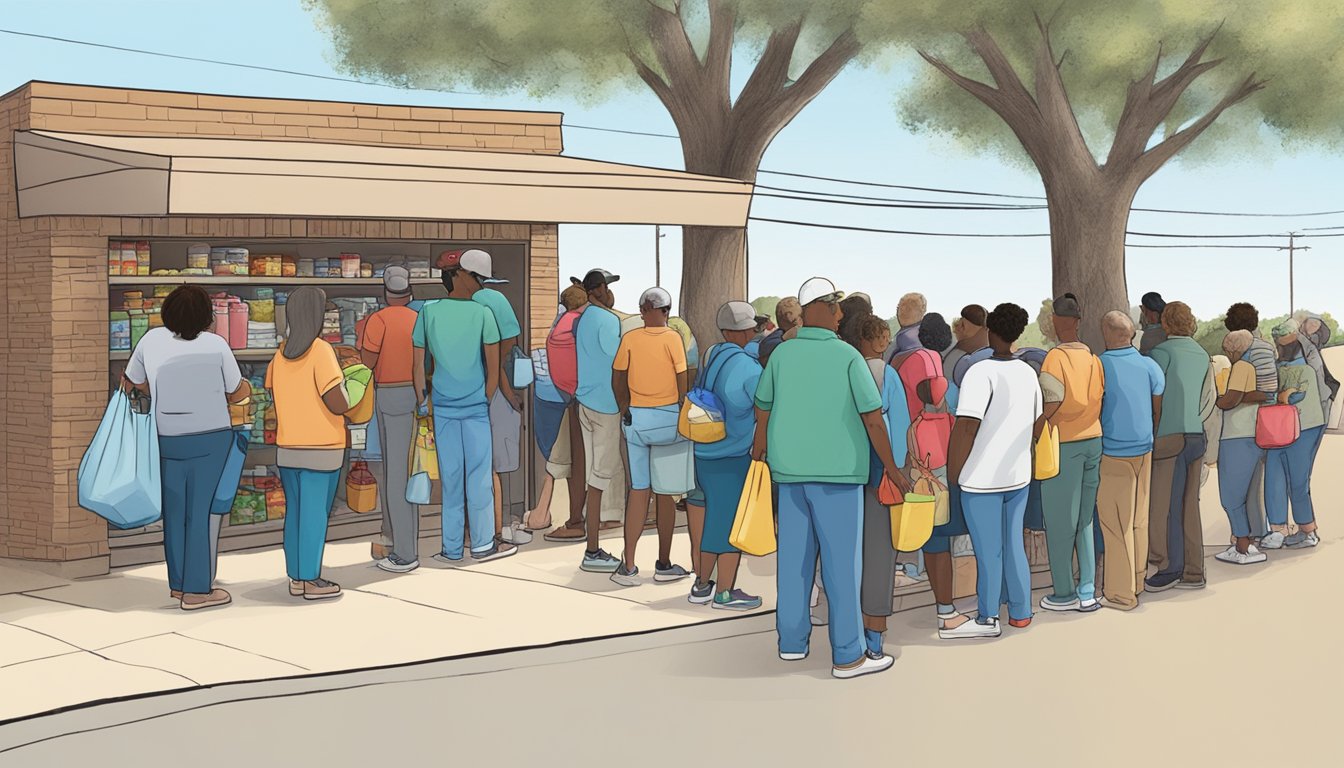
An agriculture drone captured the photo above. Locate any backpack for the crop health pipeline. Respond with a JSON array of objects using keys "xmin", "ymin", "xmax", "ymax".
[
  {"xmin": 899, "ymin": 349, "xmax": 953, "ymax": 470},
  {"xmin": 678, "ymin": 343, "xmax": 743, "ymax": 443},
  {"xmin": 546, "ymin": 308, "xmax": 583, "ymax": 396}
]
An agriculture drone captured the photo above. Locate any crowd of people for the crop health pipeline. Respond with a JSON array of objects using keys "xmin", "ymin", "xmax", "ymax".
[{"xmin": 120, "ymin": 247, "xmax": 1335, "ymax": 680}]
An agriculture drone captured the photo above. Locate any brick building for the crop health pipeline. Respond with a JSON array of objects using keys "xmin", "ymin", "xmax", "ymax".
[{"xmin": 0, "ymin": 82, "xmax": 750, "ymax": 577}]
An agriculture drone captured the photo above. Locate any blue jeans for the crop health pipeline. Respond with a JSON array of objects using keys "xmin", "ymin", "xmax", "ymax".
[
  {"xmin": 434, "ymin": 404, "xmax": 495, "ymax": 557},
  {"xmin": 961, "ymin": 486, "xmax": 1032, "ymax": 622},
  {"xmin": 1219, "ymin": 437, "xmax": 1266, "ymax": 538},
  {"xmin": 776, "ymin": 482, "xmax": 864, "ymax": 666},
  {"xmin": 278, "ymin": 467, "xmax": 340, "ymax": 582},
  {"xmin": 1265, "ymin": 426, "xmax": 1324, "ymax": 527},
  {"xmin": 159, "ymin": 429, "xmax": 232, "ymax": 594}
]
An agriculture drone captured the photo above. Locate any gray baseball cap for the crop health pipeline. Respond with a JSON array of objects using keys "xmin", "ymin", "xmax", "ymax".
[
  {"xmin": 383, "ymin": 265, "xmax": 411, "ymax": 296},
  {"xmin": 638, "ymin": 287, "xmax": 672, "ymax": 310},
  {"xmin": 1052, "ymin": 293, "xmax": 1082, "ymax": 319},
  {"xmin": 716, "ymin": 301, "xmax": 757, "ymax": 331}
]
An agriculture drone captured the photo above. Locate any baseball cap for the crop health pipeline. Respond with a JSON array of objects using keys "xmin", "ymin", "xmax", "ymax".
[
  {"xmin": 438, "ymin": 249, "xmax": 508, "ymax": 285},
  {"xmin": 571, "ymin": 268, "xmax": 620, "ymax": 292},
  {"xmin": 638, "ymin": 286, "xmax": 672, "ymax": 310},
  {"xmin": 1141, "ymin": 292, "xmax": 1166, "ymax": 314},
  {"xmin": 797, "ymin": 277, "xmax": 843, "ymax": 307},
  {"xmin": 1052, "ymin": 292, "xmax": 1082, "ymax": 319},
  {"xmin": 382, "ymin": 265, "xmax": 411, "ymax": 296},
  {"xmin": 716, "ymin": 301, "xmax": 757, "ymax": 331}
]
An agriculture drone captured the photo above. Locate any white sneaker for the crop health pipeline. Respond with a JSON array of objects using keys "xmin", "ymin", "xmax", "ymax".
[
  {"xmin": 779, "ymin": 651, "xmax": 808, "ymax": 661},
  {"xmin": 1215, "ymin": 545, "xmax": 1268, "ymax": 565},
  {"xmin": 1260, "ymin": 531, "xmax": 1286, "ymax": 550},
  {"xmin": 939, "ymin": 617, "xmax": 1002, "ymax": 639},
  {"xmin": 501, "ymin": 523, "xmax": 533, "ymax": 546},
  {"xmin": 833, "ymin": 652, "xmax": 894, "ymax": 679}
]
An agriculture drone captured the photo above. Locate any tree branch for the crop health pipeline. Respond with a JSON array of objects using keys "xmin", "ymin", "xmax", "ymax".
[
  {"xmin": 1032, "ymin": 13, "xmax": 1094, "ymax": 172},
  {"xmin": 1133, "ymin": 72, "xmax": 1266, "ymax": 180}
]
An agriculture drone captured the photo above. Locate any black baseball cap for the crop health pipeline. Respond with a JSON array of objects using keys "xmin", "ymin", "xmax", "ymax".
[
  {"xmin": 570, "ymin": 269, "xmax": 620, "ymax": 292},
  {"xmin": 1052, "ymin": 293, "xmax": 1082, "ymax": 319},
  {"xmin": 1141, "ymin": 292, "xmax": 1166, "ymax": 313}
]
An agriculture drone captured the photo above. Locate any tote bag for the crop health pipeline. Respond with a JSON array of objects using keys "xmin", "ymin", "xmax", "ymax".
[
  {"xmin": 1034, "ymin": 422, "xmax": 1061, "ymax": 481},
  {"xmin": 77, "ymin": 391, "xmax": 162, "ymax": 529},
  {"xmin": 729, "ymin": 460, "xmax": 777, "ymax": 556},
  {"xmin": 406, "ymin": 413, "xmax": 438, "ymax": 505},
  {"xmin": 1255, "ymin": 404, "xmax": 1300, "ymax": 449}
]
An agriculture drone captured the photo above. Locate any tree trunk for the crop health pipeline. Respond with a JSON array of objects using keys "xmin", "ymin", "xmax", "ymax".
[
  {"xmin": 678, "ymin": 225, "xmax": 747, "ymax": 354},
  {"xmin": 1046, "ymin": 176, "xmax": 1136, "ymax": 353}
]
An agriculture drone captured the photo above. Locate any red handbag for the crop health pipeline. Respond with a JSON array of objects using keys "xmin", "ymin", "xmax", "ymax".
[
  {"xmin": 1255, "ymin": 404, "xmax": 1300, "ymax": 449},
  {"xmin": 877, "ymin": 474, "xmax": 904, "ymax": 506}
]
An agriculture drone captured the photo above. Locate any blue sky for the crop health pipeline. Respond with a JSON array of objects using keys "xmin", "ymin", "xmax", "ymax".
[{"xmin": 3, "ymin": 0, "xmax": 1341, "ymax": 321}]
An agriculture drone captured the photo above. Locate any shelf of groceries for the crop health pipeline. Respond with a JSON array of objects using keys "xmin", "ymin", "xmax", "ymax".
[{"xmin": 104, "ymin": 238, "xmax": 434, "ymax": 545}]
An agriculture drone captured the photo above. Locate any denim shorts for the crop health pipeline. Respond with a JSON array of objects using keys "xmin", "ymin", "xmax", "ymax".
[{"xmin": 622, "ymin": 404, "xmax": 694, "ymax": 494}]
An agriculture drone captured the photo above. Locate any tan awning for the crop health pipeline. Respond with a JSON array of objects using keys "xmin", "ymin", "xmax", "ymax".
[{"xmin": 13, "ymin": 130, "xmax": 753, "ymax": 227}]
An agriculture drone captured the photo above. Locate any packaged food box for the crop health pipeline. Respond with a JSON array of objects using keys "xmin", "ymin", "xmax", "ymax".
[{"xmin": 230, "ymin": 489, "xmax": 266, "ymax": 526}]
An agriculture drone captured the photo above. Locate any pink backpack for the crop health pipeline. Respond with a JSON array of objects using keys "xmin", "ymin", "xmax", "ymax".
[
  {"xmin": 898, "ymin": 349, "xmax": 952, "ymax": 470},
  {"xmin": 1255, "ymin": 404, "xmax": 1300, "ymax": 449}
]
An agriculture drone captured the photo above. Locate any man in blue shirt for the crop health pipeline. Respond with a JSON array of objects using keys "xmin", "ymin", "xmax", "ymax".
[
  {"xmin": 572, "ymin": 269, "xmax": 626, "ymax": 573},
  {"xmin": 413, "ymin": 254, "xmax": 515, "ymax": 563},
  {"xmin": 1096, "ymin": 311, "xmax": 1164, "ymax": 610}
]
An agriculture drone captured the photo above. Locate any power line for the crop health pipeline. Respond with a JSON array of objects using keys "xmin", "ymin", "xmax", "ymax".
[{"xmin": 8, "ymin": 26, "xmax": 1344, "ymax": 224}]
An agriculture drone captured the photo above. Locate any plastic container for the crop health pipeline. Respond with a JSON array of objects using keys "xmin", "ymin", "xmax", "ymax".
[
  {"xmin": 109, "ymin": 311, "xmax": 131, "ymax": 351},
  {"xmin": 186, "ymin": 243, "xmax": 211, "ymax": 271},
  {"xmin": 228, "ymin": 299, "xmax": 249, "ymax": 350},
  {"xmin": 212, "ymin": 297, "xmax": 230, "ymax": 345},
  {"xmin": 297, "ymin": 258, "xmax": 315, "ymax": 277},
  {"xmin": 360, "ymin": 262, "xmax": 373, "ymax": 279},
  {"xmin": 340, "ymin": 253, "xmax": 361, "ymax": 279},
  {"xmin": 281, "ymin": 255, "xmax": 297, "ymax": 278}
]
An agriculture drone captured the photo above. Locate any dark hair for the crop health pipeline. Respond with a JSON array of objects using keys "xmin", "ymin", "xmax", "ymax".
[
  {"xmin": 919, "ymin": 312, "xmax": 952, "ymax": 352},
  {"xmin": 161, "ymin": 285, "xmax": 213, "ymax": 341},
  {"xmin": 986, "ymin": 302, "xmax": 1030, "ymax": 344},
  {"xmin": 837, "ymin": 294, "xmax": 873, "ymax": 350},
  {"xmin": 1225, "ymin": 302, "xmax": 1259, "ymax": 332},
  {"xmin": 858, "ymin": 314, "xmax": 891, "ymax": 345},
  {"xmin": 960, "ymin": 304, "xmax": 987, "ymax": 326},
  {"xmin": 440, "ymin": 268, "xmax": 459, "ymax": 291}
]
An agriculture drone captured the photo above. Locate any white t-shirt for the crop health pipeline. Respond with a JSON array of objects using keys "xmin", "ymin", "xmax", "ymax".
[
  {"xmin": 955, "ymin": 356, "xmax": 1042, "ymax": 493},
  {"xmin": 125, "ymin": 327, "xmax": 243, "ymax": 437}
]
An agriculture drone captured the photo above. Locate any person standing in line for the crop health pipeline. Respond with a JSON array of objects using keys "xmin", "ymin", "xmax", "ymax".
[
  {"xmin": 753, "ymin": 277, "xmax": 909, "ymax": 679},
  {"xmin": 1214, "ymin": 330, "xmax": 1274, "ymax": 565},
  {"xmin": 1263, "ymin": 320, "xmax": 1327, "ymax": 550},
  {"xmin": 883, "ymin": 292, "xmax": 927, "ymax": 365},
  {"xmin": 944, "ymin": 304, "xmax": 989, "ymax": 382},
  {"xmin": 759, "ymin": 297, "xmax": 802, "ymax": 366},
  {"xmin": 610, "ymin": 288, "xmax": 695, "ymax": 586},
  {"xmin": 945, "ymin": 303, "xmax": 1044, "ymax": 637},
  {"xmin": 267, "ymin": 287, "xmax": 355, "ymax": 600},
  {"xmin": 1037, "ymin": 294, "xmax": 1106, "ymax": 613},
  {"xmin": 526, "ymin": 285, "xmax": 590, "ymax": 534},
  {"xmin": 1221, "ymin": 302, "xmax": 1279, "ymax": 546},
  {"xmin": 744, "ymin": 314, "xmax": 772, "ymax": 361},
  {"xmin": 1146, "ymin": 302, "xmax": 1215, "ymax": 591},
  {"xmin": 1138, "ymin": 292, "xmax": 1168, "ymax": 356},
  {"xmin": 1095, "ymin": 311, "xmax": 1164, "ymax": 609},
  {"xmin": 123, "ymin": 285, "xmax": 250, "ymax": 610},
  {"xmin": 439, "ymin": 250, "xmax": 533, "ymax": 548},
  {"xmin": 687, "ymin": 301, "xmax": 765, "ymax": 610},
  {"xmin": 570, "ymin": 269, "xmax": 628, "ymax": 572},
  {"xmin": 360, "ymin": 267, "xmax": 423, "ymax": 574},
  {"xmin": 413, "ymin": 256, "xmax": 516, "ymax": 564}
]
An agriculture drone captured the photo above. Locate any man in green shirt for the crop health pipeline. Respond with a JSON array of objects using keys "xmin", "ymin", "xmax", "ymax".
[
  {"xmin": 751, "ymin": 277, "xmax": 909, "ymax": 680},
  {"xmin": 1146, "ymin": 302, "xmax": 1215, "ymax": 591}
]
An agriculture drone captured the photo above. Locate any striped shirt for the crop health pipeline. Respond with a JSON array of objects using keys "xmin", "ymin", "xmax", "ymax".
[{"xmin": 1245, "ymin": 336, "xmax": 1279, "ymax": 393}]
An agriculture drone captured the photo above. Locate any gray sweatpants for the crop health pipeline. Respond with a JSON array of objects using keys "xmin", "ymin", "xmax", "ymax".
[{"xmin": 376, "ymin": 384, "xmax": 420, "ymax": 562}]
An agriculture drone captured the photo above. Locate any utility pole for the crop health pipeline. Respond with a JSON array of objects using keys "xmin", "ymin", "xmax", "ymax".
[
  {"xmin": 654, "ymin": 225, "xmax": 665, "ymax": 286},
  {"xmin": 1278, "ymin": 233, "xmax": 1309, "ymax": 315}
]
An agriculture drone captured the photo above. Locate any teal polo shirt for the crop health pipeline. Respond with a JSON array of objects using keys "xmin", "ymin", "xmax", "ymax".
[
  {"xmin": 1149, "ymin": 336, "xmax": 1210, "ymax": 437},
  {"xmin": 473, "ymin": 288, "xmax": 521, "ymax": 342},
  {"xmin": 753, "ymin": 326, "xmax": 882, "ymax": 485},
  {"xmin": 412, "ymin": 298, "xmax": 500, "ymax": 408}
]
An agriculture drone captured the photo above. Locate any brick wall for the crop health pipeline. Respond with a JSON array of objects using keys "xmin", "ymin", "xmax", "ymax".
[
  {"xmin": 1, "ymin": 82, "xmax": 563, "ymax": 570},
  {"xmin": 24, "ymin": 82, "xmax": 563, "ymax": 153}
]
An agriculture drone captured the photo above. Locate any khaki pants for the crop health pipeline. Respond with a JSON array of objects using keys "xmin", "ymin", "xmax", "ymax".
[
  {"xmin": 1148, "ymin": 434, "xmax": 1205, "ymax": 581},
  {"xmin": 1097, "ymin": 453, "xmax": 1151, "ymax": 609},
  {"xmin": 548, "ymin": 404, "xmax": 624, "ymax": 521}
]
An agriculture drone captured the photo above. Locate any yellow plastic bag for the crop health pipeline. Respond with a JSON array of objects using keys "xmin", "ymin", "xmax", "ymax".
[
  {"xmin": 410, "ymin": 414, "xmax": 439, "ymax": 481},
  {"xmin": 729, "ymin": 461, "xmax": 777, "ymax": 556},
  {"xmin": 911, "ymin": 471, "xmax": 949, "ymax": 527},
  {"xmin": 1034, "ymin": 422, "xmax": 1060, "ymax": 481},
  {"xmin": 891, "ymin": 492, "xmax": 936, "ymax": 551}
]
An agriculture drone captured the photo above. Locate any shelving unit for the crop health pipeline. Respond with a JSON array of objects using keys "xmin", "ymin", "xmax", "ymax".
[{"xmin": 110, "ymin": 276, "xmax": 443, "ymax": 286}]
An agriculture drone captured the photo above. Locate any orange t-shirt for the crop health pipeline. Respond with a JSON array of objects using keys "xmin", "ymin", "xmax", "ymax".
[
  {"xmin": 265, "ymin": 339, "xmax": 347, "ymax": 449},
  {"xmin": 1040, "ymin": 342, "xmax": 1105, "ymax": 443},
  {"xmin": 359, "ymin": 306, "xmax": 418, "ymax": 385},
  {"xmin": 613, "ymin": 327, "xmax": 687, "ymax": 408}
]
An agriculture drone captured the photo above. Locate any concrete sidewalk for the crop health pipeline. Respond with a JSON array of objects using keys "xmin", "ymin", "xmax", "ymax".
[{"xmin": 0, "ymin": 523, "xmax": 778, "ymax": 723}]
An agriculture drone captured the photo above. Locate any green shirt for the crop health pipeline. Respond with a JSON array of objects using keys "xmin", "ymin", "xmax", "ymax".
[
  {"xmin": 1279, "ymin": 359, "xmax": 1327, "ymax": 430},
  {"xmin": 1150, "ymin": 336, "xmax": 1212, "ymax": 437},
  {"xmin": 472, "ymin": 288, "xmax": 521, "ymax": 341},
  {"xmin": 412, "ymin": 298, "xmax": 500, "ymax": 408},
  {"xmin": 753, "ymin": 326, "xmax": 882, "ymax": 485}
]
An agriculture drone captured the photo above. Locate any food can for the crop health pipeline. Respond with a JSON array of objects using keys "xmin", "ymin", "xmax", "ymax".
[
  {"xmin": 360, "ymin": 262, "xmax": 373, "ymax": 278},
  {"xmin": 340, "ymin": 253, "xmax": 360, "ymax": 279}
]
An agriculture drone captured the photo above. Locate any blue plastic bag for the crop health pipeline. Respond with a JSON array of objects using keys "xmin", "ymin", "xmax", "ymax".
[
  {"xmin": 77, "ymin": 392, "xmax": 162, "ymax": 529},
  {"xmin": 406, "ymin": 472, "xmax": 432, "ymax": 505},
  {"xmin": 210, "ymin": 428, "xmax": 252, "ymax": 515}
]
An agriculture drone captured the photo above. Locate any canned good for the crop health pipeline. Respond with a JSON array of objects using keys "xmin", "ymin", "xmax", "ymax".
[{"xmin": 360, "ymin": 262, "xmax": 373, "ymax": 278}]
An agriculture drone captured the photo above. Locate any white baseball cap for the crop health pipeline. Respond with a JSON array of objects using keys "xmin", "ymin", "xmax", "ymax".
[
  {"xmin": 797, "ymin": 277, "xmax": 843, "ymax": 307},
  {"xmin": 442, "ymin": 249, "xmax": 508, "ymax": 285},
  {"xmin": 716, "ymin": 301, "xmax": 757, "ymax": 331},
  {"xmin": 638, "ymin": 287, "xmax": 672, "ymax": 309}
]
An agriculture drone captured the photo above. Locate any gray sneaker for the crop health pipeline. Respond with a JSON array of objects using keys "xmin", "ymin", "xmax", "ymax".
[
  {"xmin": 471, "ymin": 540, "xmax": 518, "ymax": 562},
  {"xmin": 375, "ymin": 555, "xmax": 420, "ymax": 574},
  {"xmin": 610, "ymin": 563, "xmax": 641, "ymax": 587},
  {"xmin": 712, "ymin": 588, "xmax": 762, "ymax": 611},
  {"xmin": 688, "ymin": 580, "xmax": 716, "ymax": 605},
  {"xmin": 1284, "ymin": 531, "xmax": 1320, "ymax": 549},
  {"xmin": 1260, "ymin": 531, "xmax": 1287, "ymax": 550},
  {"xmin": 581, "ymin": 548, "xmax": 620, "ymax": 573},
  {"xmin": 654, "ymin": 561, "xmax": 691, "ymax": 583}
]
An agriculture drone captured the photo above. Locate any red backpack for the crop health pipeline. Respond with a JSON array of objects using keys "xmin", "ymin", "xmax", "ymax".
[
  {"xmin": 546, "ymin": 308, "xmax": 583, "ymax": 396},
  {"xmin": 898, "ymin": 349, "xmax": 953, "ymax": 470}
]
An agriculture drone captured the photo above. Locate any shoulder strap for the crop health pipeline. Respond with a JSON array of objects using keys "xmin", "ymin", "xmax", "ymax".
[{"xmin": 699, "ymin": 343, "xmax": 741, "ymax": 391}]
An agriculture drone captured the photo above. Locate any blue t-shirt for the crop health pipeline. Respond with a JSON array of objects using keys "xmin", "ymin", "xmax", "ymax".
[
  {"xmin": 744, "ymin": 339, "xmax": 761, "ymax": 361},
  {"xmin": 472, "ymin": 288, "xmax": 521, "ymax": 342},
  {"xmin": 574, "ymin": 305, "xmax": 621, "ymax": 414},
  {"xmin": 1099, "ymin": 347, "xmax": 1165, "ymax": 457},
  {"xmin": 412, "ymin": 298, "xmax": 500, "ymax": 408},
  {"xmin": 694, "ymin": 344, "xmax": 762, "ymax": 461},
  {"xmin": 867, "ymin": 361, "xmax": 910, "ymax": 487}
]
